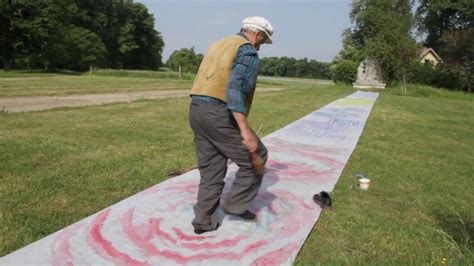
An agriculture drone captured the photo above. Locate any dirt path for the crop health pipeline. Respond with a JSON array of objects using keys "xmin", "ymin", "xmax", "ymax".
[
  {"xmin": 0, "ymin": 77, "xmax": 48, "ymax": 81},
  {"xmin": 0, "ymin": 87, "xmax": 283, "ymax": 113}
]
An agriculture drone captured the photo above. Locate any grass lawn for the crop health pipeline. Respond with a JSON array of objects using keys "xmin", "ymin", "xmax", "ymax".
[
  {"xmin": 297, "ymin": 86, "xmax": 474, "ymax": 264},
  {"xmin": 0, "ymin": 77, "xmax": 472, "ymax": 263},
  {"xmin": 0, "ymin": 74, "xmax": 194, "ymax": 97},
  {"xmin": 0, "ymin": 71, "xmax": 279, "ymax": 97}
]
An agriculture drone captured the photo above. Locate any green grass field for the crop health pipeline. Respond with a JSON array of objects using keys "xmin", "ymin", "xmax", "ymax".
[
  {"xmin": 0, "ymin": 70, "xmax": 281, "ymax": 97},
  {"xmin": 0, "ymin": 75, "xmax": 193, "ymax": 97},
  {"xmin": 0, "ymin": 75, "xmax": 472, "ymax": 264}
]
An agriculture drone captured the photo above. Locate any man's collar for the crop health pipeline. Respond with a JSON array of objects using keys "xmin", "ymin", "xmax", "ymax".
[{"xmin": 237, "ymin": 32, "xmax": 249, "ymax": 41}]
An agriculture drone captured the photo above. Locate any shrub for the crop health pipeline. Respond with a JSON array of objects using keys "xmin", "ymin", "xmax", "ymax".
[
  {"xmin": 331, "ymin": 60, "xmax": 358, "ymax": 84},
  {"xmin": 407, "ymin": 62, "xmax": 462, "ymax": 90}
]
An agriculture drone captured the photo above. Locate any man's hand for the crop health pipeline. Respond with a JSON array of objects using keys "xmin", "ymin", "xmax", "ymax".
[
  {"xmin": 241, "ymin": 128, "xmax": 258, "ymax": 153},
  {"xmin": 232, "ymin": 111, "xmax": 265, "ymax": 173}
]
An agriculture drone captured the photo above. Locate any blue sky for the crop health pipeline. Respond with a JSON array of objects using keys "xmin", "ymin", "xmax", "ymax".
[{"xmin": 137, "ymin": 0, "xmax": 352, "ymax": 63}]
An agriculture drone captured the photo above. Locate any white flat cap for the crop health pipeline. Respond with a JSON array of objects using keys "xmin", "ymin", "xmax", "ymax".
[{"xmin": 242, "ymin": 16, "xmax": 274, "ymax": 44}]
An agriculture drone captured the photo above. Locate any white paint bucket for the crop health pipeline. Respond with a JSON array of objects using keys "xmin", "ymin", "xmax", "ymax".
[{"xmin": 359, "ymin": 178, "xmax": 371, "ymax": 190}]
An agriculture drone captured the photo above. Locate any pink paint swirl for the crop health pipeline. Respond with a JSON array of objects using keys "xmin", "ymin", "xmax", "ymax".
[
  {"xmin": 87, "ymin": 209, "xmax": 149, "ymax": 265},
  {"xmin": 51, "ymin": 222, "xmax": 83, "ymax": 266}
]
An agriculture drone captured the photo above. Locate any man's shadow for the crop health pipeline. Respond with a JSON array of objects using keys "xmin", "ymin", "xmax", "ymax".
[
  {"xmin": 252, "ymin": 160, "xmax": 285, "ymax": 215},
  {"xmin": 219, "ymin": 160, "xmax": 286, "ymax": 223}
]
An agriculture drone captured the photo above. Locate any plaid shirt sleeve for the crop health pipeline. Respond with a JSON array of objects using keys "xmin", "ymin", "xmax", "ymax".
[{"xmin": 226, "ymin": 44, "xmax": 259, "ymax": 115}]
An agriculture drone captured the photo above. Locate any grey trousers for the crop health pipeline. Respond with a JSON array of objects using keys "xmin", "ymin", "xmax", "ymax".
[{"xmin": 189, "ymin": 101, "xmax": 268, "ymax": 231}]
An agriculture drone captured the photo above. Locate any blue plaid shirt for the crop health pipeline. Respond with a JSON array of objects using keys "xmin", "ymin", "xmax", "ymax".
[
  {"xmin": 226, "ymin": 34, "xmax": 259, "ymax": 115},
  {"xmin": 192, "ymin": 34, "xmax": 259, "ymax": 115}
]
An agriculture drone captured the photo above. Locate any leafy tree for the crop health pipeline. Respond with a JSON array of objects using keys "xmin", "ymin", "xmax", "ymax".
[
  {"xmin": 440, "ymin": 28, "xmax": 473, "ymax": 91},
  {"xmin": 65, "ymin": 27, "xmax": 107, "ymax": 71},
  {"xmin": 416, "ymin": 0, "xmax": 472, "ymax": 52},
  {"xmin": 333, "ymin": 29, "xmax": 364, "ymax": 63},
  {"xmin": 35, "ymin": 0, "xmax": 79, "ymax": 70},
  {"xmin": 0, "ymin": 0, "xmax": 164, "ymax": 71},
  {"xmin": 0, "ymin": 0, "xmax": 46, "ymax": 70},
  {"xmin": 349, "ymin": 0, "xmax": 417, "ymax": 91},
  {"xmin": 416, "ymin": 0, "xmax": 473, "ymax": 91},
  {"xmin": 166, "ymin": 47, "xmax": 202, "ymax": 73},
  {"xmin": 73, "ymin": 0, "xmax": 163, "ymax": 69},
  {"xmin": 118, "ymin": 2, "xmax": 163, "ymax": 69}
]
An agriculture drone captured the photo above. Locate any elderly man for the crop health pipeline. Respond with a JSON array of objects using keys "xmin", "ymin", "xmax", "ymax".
[{"xmin": 189, "ymin": 16, "xmax": 273, "ymax": 234}]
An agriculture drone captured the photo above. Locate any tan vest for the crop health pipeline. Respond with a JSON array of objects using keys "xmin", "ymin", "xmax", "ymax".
[{"xmin": 191, "ymin": 35, "xmax": 250, "ymax": 102}]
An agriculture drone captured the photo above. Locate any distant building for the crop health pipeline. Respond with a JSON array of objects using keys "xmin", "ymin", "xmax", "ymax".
[{"xmin": 419, "ymin": 47, "xmax": 443, "ymax": 66}]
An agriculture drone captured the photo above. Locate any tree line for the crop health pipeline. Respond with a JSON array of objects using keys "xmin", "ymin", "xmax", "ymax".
[
  {"xmin": 2, "ymin": 0, "xmax": 471, "ymax": 92},
  {"xmin": 3, "ymin": 0, "xmax": 331, "ymax": 80},
  {"xmin": 166, "ymin": 48, "xmax": 331, "ymax": 80},
  {"xmin": 0, "ymin": 0, "xmax": 164, "ymax": 71},
  {"xmin": 332, "ymin": 0, "xmax": 472, "ymax": 92},
  {"xmin": 259, "ymin": 57, "xmax": 331, "ymax": 79}
]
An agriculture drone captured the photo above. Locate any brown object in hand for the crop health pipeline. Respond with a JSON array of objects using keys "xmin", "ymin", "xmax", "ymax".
[{"xmin": 250, "ymin": 152, "xmax": 265, "ymax": 175}]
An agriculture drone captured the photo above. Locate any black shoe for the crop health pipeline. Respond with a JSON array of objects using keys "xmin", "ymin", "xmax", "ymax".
[
  {"xmin": 194, "ymin": 228, "xmax": 211, "ymax": 235},
  {"xmin": 224, "ymin": 210, "xmax": 256, "ymax": 220},
  {"xmin": 194, "ymin": 223, "xmax": 220, "ymax": 235},
  {"xmin": 313, "ymin": 191, "xmax": 332, "ymax": 209}
]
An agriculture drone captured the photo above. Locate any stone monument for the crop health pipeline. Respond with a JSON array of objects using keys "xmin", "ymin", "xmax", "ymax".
[{"xmin": 353, "ymin": 58, "xmax": 386, "ymax": 89}]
